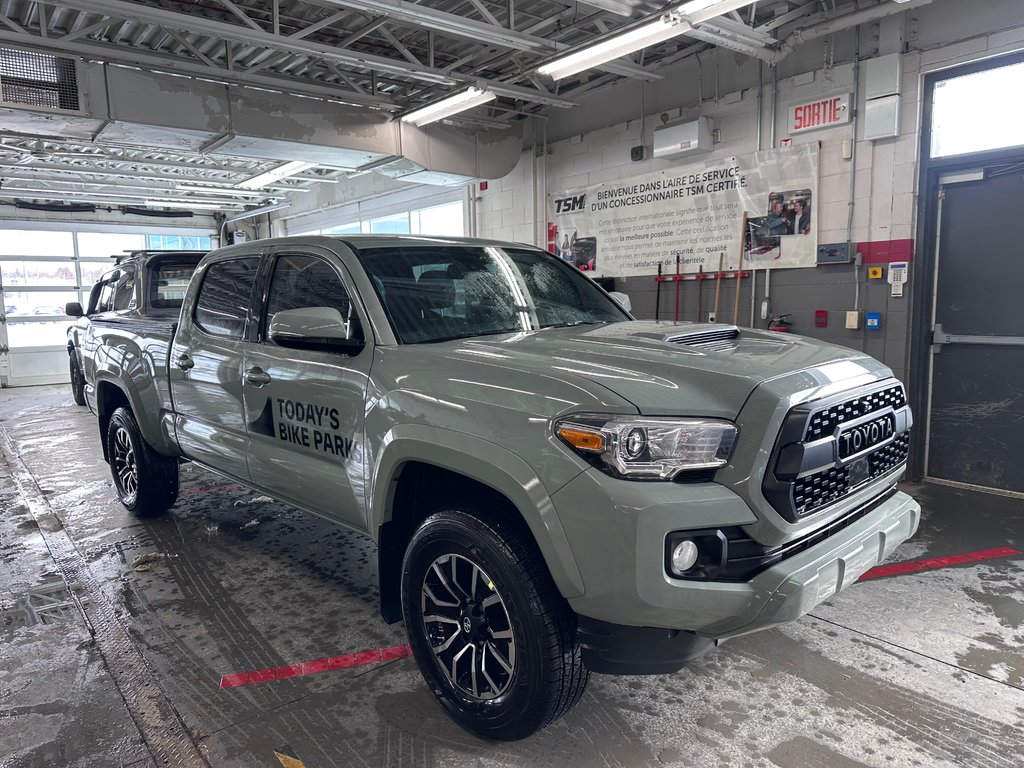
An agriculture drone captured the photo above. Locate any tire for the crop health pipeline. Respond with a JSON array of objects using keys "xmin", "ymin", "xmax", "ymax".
[
  {"xmin": 401, "ymin": 508, "xmax": 588, "ymax": 741},
  {"xmin": 106, "ymin": 406, "xmax": 178, "ymax": 516},
  {"xmin": 69, "ymin": 354, "xmax": 86, "ymax": 406}
]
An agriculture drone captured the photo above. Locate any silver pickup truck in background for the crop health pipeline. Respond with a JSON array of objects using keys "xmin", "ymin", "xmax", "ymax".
[
  {"xmin": 65, "ymin": 250, "xmax": 204, "ymax": 405},
  {"xmin": 80, "ymin": 235, "xmax": 920, "ymax": 740}
]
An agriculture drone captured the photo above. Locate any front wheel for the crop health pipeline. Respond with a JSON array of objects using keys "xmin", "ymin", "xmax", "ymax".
[
  {"xmin": 69, "ymin": 354, "xmax": 86, "ymax": 406},
  {"xmin": 106, "ymin": 407, "xmax": 178, "ymax": 516},
  {"xmin": 401, "ymin": 508, "xmax": 588, "ymax": 741}
]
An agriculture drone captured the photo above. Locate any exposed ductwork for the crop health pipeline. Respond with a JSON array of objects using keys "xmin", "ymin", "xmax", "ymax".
[{"xmin": 0, "ymin": 61, "xmax": 523, "ymax": 193}]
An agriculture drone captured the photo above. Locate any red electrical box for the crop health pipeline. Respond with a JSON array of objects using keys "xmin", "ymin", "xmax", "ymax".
[{"xmin": 815, "ymin": 309, "xmax": 828, "ymax": 328}]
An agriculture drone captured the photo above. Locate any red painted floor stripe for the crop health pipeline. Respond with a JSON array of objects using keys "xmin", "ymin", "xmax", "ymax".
[
  {"xmin": 219, "ymin": 645, "xmax": 412, "ymax": 690},
  {"xmin": 859, "ymin": 547, "xmax": 1021, "ymax": 582}
]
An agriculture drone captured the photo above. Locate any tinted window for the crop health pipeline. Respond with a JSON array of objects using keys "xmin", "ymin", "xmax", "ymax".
[
  {"xmin": 357, "ymin": 246, "xmax": 627, "ymax": 344},
  {"xmin": 150, "ymin": 260, "xmax": 200, "ymax": 310},
  {"xmin": 89, "ymin": 271, "xmax": 116, "ymax": 314},
  {"xmin": 194, "ymin": 257, "xmax": 260, "ymax": 338},
  {"xmin": 265, "ymin": 254, "xmax": 351, "ymax": 334},
  {"xmin": 95, "ymin": 271, "xmax": 118, "ymax": 313},
  {"xmin": 112, "ymin": 267, "xmax": 136, "ymax": 311}
]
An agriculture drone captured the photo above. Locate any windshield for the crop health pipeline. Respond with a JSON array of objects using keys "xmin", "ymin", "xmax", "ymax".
[{"xmin": 356, "ymin": 245, "xmax": 630, "ymax": 344}]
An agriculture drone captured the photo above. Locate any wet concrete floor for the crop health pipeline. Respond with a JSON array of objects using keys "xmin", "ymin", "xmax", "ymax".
[{"xmin": 1, "ymin": 384, "xmax": 1022, "ymax": 767}]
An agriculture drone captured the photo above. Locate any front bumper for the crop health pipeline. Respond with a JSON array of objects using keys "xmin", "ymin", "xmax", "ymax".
[{"xmin": 553, "ymin": 469, "xmax": 920, "ymax": 639}]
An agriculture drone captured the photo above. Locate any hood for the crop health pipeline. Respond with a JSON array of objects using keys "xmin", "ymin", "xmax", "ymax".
[{"xmin": 439, "ymin": 321, "xmax": 890, "ymax": 418}]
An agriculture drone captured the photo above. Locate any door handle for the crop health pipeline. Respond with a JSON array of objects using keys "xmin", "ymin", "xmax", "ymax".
[
  {"xmin": 176, "ymin": 354, "xmax": 195, "ymax": 371},
  {"xmin": 244, "ymin": 367, "xmax": 272, "ymax": 387}
]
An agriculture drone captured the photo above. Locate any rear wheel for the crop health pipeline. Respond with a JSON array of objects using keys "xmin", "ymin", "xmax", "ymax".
[
  {"xmin": 401, "ymin": 508, "xmax": 588, "ymax": 741},
  {"xmin": 69, "ymin": 354, "xmax": 86, "ymax": 406},
  {"xmin": 106, "ymin": 407, "xmax": 178, "ymax": 516}
]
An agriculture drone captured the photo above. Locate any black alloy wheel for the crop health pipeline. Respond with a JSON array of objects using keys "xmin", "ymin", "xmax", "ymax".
[{"xmin": 402, "ymin": 507, "xmax": 588, "ymax": 741}]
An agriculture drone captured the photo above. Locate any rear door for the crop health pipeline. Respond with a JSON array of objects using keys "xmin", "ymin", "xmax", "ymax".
[
  {"xmin": 170, "ymin": 254, "xmax": 261, "ymax": 481},
  {"xmin": 242, "ymin": 247, "xmax": 371, "ymax": 530}
]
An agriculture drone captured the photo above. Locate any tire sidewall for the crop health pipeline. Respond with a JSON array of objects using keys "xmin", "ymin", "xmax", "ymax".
[
  {"xmin": 69, "ymin": 355, "xmax": 86, "ymax": 405},
  {"xmin": 107, "ymin": 408, "xmax": 141, "ymax": 511},
  {"xmin": 402, "ymin": 513, "xmax": 549, "ymax": 738}
]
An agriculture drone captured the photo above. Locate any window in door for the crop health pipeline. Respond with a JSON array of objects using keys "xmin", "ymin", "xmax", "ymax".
[
  {"xmin": 265, "ymin": 254, "xmax": 352, "ymax": 335},
  {"xmin": 194, "ymin": 258, "xmax": 260, "ymax": 338}
]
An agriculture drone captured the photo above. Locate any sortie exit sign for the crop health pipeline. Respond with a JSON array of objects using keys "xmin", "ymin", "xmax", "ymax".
[{"xmin": 788, "ymin": 94, "xmax": 851, "ymax": 134}]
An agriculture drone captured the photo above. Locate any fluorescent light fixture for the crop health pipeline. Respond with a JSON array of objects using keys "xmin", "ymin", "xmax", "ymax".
[
  {"xmin": 401, "ymin": 87, "xmax": 497, "ymax": 127},
  {"xmin": 536, "ymin": 1, "xmax": 757, "ymax": 81},
  {"xmin": 144, "ymin": 200, "xmax": 237, "ymax": 210},
  {"xmin": 538, "ymin": 15, "xmax": 690, "ymax": 81},
  {"xmin": 237, "ymin": 160, "xmax": 315, "ymax": 190}
]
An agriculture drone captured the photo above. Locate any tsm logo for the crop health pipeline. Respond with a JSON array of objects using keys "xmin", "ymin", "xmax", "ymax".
[{"xmin": 554, "ymin": 194, "xmax": 586, "ymax": 214}]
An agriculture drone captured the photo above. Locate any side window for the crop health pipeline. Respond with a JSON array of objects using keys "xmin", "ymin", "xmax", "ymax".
[
  {"xmin": 95, "ymin": 271, "xmax": 118, "ymax": 313},
  {"xmin": 112, "ymin": 267, "xmax": 137, "ymax": 311},
  {"xmin": 194, "ymin": 257, "xmax": 260, "ymax": 338},
  {"xmin": 265, "ymin": 254, "xmax": 352, "ymax": 335}
]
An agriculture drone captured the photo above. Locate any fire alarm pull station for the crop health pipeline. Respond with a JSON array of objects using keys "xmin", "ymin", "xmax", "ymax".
[
  {"xmin": 888, "ymin": 261, "xmax": 908, "ymax": 297},
  {"xmin": 815, "ymin": 309, "xmax": 828, "ymax": 327}
]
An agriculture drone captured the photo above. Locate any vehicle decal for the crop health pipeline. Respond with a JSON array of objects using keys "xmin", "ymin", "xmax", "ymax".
[{"xmin": 250, "ymin": 396, "xmax": 357, "ymax": 459}]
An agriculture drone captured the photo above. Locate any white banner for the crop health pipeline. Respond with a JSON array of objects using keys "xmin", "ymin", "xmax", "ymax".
[{"xmin": 547, "ymin": 145, "xmax": 819, "ymax": 278}]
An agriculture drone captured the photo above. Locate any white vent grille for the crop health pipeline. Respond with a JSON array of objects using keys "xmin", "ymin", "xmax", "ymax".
[
  {"xmin": 0, "ymin": 48, "xmax": 80, "ymax": 112},
  {"xmin": 666, "ymin": 326, "xmax": 740, "ymax": 351}
]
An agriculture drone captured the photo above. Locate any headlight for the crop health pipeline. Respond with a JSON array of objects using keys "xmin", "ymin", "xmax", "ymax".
[{"xmin": 554, "ymin": 413, "xmax": 738, "ymax": 480}]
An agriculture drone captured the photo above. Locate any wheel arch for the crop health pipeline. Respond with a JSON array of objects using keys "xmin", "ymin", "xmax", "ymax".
[{"xmin": 372, "ymin": 426, "xmax": 585, "ymax": 624}]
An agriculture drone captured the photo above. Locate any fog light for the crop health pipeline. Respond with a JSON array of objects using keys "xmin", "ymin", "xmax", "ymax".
[{"xmin": 670, "ymin": 539, "xmax": 699, "ymax": 573}]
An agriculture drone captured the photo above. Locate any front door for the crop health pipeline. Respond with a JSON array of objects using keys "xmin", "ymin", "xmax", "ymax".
[
  {"xmin": 927, "ymin": 169, "xmax": 1024, "ymax": 495},
  {"xmin": 243, "ymin": 248, "xmax": 371, "ymax": 530},
  {"xmin": 171, "ymin": 255, "xmax": 261, "ymax": 482}
]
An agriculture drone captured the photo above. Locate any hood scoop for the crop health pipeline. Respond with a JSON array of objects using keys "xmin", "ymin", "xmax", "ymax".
[{"xmin": 664, "ymin": 326, "xmax": 740, "ymax": 351}]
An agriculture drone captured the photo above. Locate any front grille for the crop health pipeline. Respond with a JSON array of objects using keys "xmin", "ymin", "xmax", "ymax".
[
  {"xmin": 666, "ymin": 326, "xmax": 739, "ymax": 351},
  {"xmin": 805, "ymin": 384, "xmax": 906, "ymax": 440},
  {"xmin": 763, "ymin": 381, "xmax": 911, "ymax": 521}
]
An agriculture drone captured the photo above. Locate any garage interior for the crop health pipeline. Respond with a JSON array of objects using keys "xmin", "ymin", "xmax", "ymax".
[{"xmin": 1, "ymin": 0, "xmax": 1023, "ymax": 766}]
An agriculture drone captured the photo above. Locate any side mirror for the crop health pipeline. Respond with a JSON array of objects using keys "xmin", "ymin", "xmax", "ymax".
[
  {"xmin": 608, "ymin": 291, "xmax": 632, "ymax": 313},
  {"xmin": 65, "ymin": 301, "xmax": 84, "ymax": 318},
  {"xmin": 269, "ymin": 307, "xmax": 364, "ymax": 355}
]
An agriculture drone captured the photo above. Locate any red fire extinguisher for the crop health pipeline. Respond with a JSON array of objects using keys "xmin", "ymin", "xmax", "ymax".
[{"xmin": 768, "ymin": 313, "xmax": 793, "ymax": 333}]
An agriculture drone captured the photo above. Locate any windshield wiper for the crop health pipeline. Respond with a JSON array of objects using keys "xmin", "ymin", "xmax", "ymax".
[
  {"xmin": 423, "ymin": 329, "xmax": 523, "ymax": 343},
  {"xmin": 540, "ymin": 320, "xmax": 610, "ymax": 330}
]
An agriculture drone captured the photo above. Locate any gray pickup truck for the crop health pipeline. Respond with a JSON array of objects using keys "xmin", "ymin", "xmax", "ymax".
[
  {"xmin": 81, "ymin": 235, "xmax": 919, "ymax": 740},
  {"xmin": 65, "ymin": 250, "xmax": 205, "ymax": 405}
]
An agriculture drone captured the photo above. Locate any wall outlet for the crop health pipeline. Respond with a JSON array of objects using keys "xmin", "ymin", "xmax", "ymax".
[{"xmin": 845, "ymin": 310, "xmax": 861, "ymax": 330}]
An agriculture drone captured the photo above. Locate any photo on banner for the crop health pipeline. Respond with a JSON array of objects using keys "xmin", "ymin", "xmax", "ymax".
[{"xmin": 547, "ymin": 145, "xmax": 819, "ymax": 278}]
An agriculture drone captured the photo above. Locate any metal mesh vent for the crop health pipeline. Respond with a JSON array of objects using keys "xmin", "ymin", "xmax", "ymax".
[{"xmin": 0, "ymin": 48, "xmax": 80, "ymax": 111}]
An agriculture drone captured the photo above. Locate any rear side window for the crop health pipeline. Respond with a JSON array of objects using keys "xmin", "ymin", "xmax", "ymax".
[
  {"xmin": 265, "ymin": 254, "xmax": 351, "ymax": 334},
  {"xmin": 112, "ymin": 268, "xmax": 136, "ymax": 311},
  {"xmin": 150, "ymin": 260, "xmax": 200, "ymax": 310},
  {"xmin": 194, "ymin": 257, "xmax": 260, "ymax": 338}
]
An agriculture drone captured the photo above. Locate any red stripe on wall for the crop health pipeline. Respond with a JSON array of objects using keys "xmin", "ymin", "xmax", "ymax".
[
  {"xmin": 858, "ymin": 547, "xmax": 1020, "ymax": 581},
  {"xmin": 856, "ymin": 238, "xmax": 915, "ymax": 264}
]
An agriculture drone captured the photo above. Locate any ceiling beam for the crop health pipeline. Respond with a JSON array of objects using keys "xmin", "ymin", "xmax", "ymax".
[
  {"xmin": 55, "ymin": 0, "xmax": 458, "ymax": 85},
  {"xmin": 0, "ymin": 29, "xmax": 402, "ymax": 110},
  {"xmin": 306, "ymin": 0, "xmax": 656, "ymax": 79}
]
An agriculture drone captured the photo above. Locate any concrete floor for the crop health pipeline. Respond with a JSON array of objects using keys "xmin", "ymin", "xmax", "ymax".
[{"xmin": 1, "ymin": 384, "xmax": 1022, "ymax": 768}]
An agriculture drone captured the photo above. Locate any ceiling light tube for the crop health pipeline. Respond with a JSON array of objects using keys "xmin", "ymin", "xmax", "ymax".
[
  {"xmin": 400, "ymin": 87, "xmax": 497, "ymax": 127},
  {"xmin": 538, "ymin": 15, "xmax": 691, "ymax": 81},
  {"xmin": 536, "ymin": 1, "xmax": 758, "ymax": 81},
  {"xmin": 237, "ymin": 160, "xmax": 316, "ymax": 190}
]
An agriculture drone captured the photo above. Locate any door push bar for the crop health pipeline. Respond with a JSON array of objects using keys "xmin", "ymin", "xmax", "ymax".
[{"xmin": 932, "ymin": 323, "xmax": 1024, "ymax": 352}]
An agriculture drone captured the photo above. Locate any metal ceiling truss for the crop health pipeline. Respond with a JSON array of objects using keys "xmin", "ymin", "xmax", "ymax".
[{"xmin": 0, "ymin": 0, "xmax": 894, "ymax": 210}]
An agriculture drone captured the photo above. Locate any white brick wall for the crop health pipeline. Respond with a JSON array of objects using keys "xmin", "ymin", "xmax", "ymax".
[{"xmin": 476, "ymin": 13, "xmax": 1024, "ymax": 255}]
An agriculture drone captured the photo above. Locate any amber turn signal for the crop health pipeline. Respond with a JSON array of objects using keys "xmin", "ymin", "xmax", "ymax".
[{"xmin": 556, "ymin": 426, "xmax": 605, "ymax": 452}]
